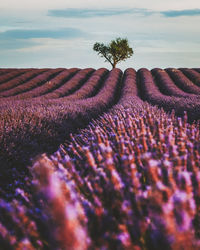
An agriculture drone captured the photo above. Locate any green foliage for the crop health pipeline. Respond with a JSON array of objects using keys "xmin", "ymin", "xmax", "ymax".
[{"xmin": 93, "ymin": 37, "xmax": 133, "ymax": 68}]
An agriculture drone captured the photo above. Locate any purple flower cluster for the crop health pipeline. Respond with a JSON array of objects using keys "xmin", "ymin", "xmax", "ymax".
[{"xmin": 49, "ymin": 106, "xmax": 200, "ymax": 249}]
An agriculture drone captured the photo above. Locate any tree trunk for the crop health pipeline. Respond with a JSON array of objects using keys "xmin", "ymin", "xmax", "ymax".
[{"xmin": 112, "ymin": 62, "xmax": 117, "ymax": 68}]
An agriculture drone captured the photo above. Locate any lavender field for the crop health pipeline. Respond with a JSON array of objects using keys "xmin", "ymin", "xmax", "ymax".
[{"xmin": 1, "ymin": 67, "xmax": 200, "ymax": 249}]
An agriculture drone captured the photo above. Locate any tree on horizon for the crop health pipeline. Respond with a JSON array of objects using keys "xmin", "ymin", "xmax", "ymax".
[{"xmin": 93, "ymin": 37, "xmax": 133, "ymax": 69}]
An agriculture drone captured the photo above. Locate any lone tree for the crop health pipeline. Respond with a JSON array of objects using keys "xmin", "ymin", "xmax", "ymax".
[{"xmin": 93, "ymin": 37, "xmax": 133, "ymax": 68}]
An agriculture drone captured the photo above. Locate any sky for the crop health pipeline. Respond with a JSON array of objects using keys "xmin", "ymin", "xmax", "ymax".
[{"xmin": 0, "ymin": 0, "xmax": 200, "ymax": 70}]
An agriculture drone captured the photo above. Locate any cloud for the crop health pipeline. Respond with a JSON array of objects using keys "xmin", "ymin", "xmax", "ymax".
[
  {"xmin": 0, "ymin": 27, "xmax": 86, "ymax": 50},
  {"xmin": 48, "ymin": 7, "xmax": 200, "ymax": 19},
  {"xmin": 0, "ymin": 39, "xmax": 38, "ymax": 50},
  {"xmin": 0, "ymin": 28, "xmax": 85, "ymax": 40},
  {"xmin": 48, "ymin": 8, "xmax": 153, "ymax": 18},
  {"xmin": 161, "ymin": 9, "xmax": 200, "ymax": 17}
]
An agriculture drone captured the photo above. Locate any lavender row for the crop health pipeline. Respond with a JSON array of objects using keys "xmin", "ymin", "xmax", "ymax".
[
  {"xmin": 166, "ymin": 68, "xmax": 200, "ymax": 94},
  {"xmin": 179, "ymin": 68, "xmax": 200, "ymax": 87},
  {"xmin": 151, "ymin": 68, "xmax": 196, "ymax": 98},
  {"xmin": 193, "ymin": 68, "xmax": 200, "ymax": 73},
  {"xmin": 48, "ymin": 68, "xmax": 122, "ymax": 111},
  {"xmin": 138, "ymin": 68, "xmax": 200, "ymax": 121},
  {"xmin": 120, "ymin": 68, "xmax": 138, "ymax": 99},
  {"xmin": 0, "ymin": 69, "xmax": 29, "ymax": 85},
  {"xmin": 3, "ymin": 68, "xmax": 79, "ymax": 100},
  {"xmin": 0, "ymin": 69, "xmax": 17, "ymax": 76},
  {"xmin": 77, "ymin": 68, "xmax": 122, "ymax": 107},
  {"xmin": 0, "ymin": 69, "xmax": 48, "ymax": 94},
  {"xmin": 60, "ymin": 68, "xmax": 109, "ymax": 101},
  {"xmin": 39, "ymin": 68, "xmax": 95, "ymax": 99},
  {"xmin": 0, "ymin": 68, "xmax": 64, "ymax": 98}
]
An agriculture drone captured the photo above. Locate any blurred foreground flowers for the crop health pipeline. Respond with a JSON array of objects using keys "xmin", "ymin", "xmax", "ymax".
[{"xmin": 1, "ymin": 105, "xmax": 200, "ymax": 249}]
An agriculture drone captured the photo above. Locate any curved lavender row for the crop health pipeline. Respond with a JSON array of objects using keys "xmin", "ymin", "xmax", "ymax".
[
  {"xmin": 47, "ymin": 68, "xmax": 122, "ymax": 109},
  {"xmin": 138, "ymin": 68, "xmax": 170, "ymax": 101},
  {"xmin": 0, "ymin": 69, "xmax": 29, "ymax": 85},
  {"xmin": 77, "ymin": 68, "xmax": 122, "ymax": 106},
  {"xmin": 179, "ymin": 68, "xmax": 200, "ymax": 87},
  {"xmin": 166, "ymin": 68, "xmax": 200, "ymax": 94},
  {"xmin": 33, "ymin": 68, "xmax": 137, "ymax": 111},
  {"xmin": 151, "ymin": 68, "xmax": 196, "ymax": 98},
  {"xmin": 3, "ymin": 68, "xmax": 79, "ymax": 100},
  {"xmin": 138, "ymin": 68, "xmax": 200, "ymax": 121},
  {"xmin": 0, "ymin": 68, "xmax": 64, "ymax": 98},
  {"xmin": 193, "ymin": 68, "xmax": 200, "ymax": 73},
  {"xmin": 120, "ymin": 68, "xmax": 139, "ymax": 99},
  {"xmin": 0, "ymin": 69, "xmax": 48, "ymax": 95},
  {"xmin": 40, "ymin": 68, "xmax": 95, "ymax": 99},
  {"xmin": 115, "ymin": 68, "xmax": 148, "ymax": 112},
  {"xmin": 0, "ymin": 69, "xmax": 17, "ymax": 76},
  {"xmin": 60, "ymin": 68, "xmax": 109, "ymax": 101}
]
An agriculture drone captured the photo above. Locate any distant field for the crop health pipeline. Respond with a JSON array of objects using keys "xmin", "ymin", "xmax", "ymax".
[{"xmin": 1, "ymin": 67, "xmax": 200, "ymax": 249}]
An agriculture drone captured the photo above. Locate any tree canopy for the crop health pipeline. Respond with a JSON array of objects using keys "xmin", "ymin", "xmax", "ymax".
[{"xmin": 93, "ymin": 37, "xmax": 133, "ymax": 68}]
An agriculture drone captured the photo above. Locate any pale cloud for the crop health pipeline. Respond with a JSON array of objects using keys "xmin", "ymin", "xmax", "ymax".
[
  {"xmin": 0, "ymin": 39, "xmax": 38, "ymax": 50},
  {"xmin": 47, "ymin": 7, "xmax": 200, "ymax": 19},
  {"xmin": 0, "ymin": 28, "xmax": 85, "ymax": 40},
  {"xmin": 48, "ymin": 8, "xmax": 153, "ymax": 18},
  {"xmin": 161, "ymin": 9, "xmax": 200, "ymax": 17},
  {"xmin": 0, "ymin": 27, "xmax": 86, "ymax": 51}
]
